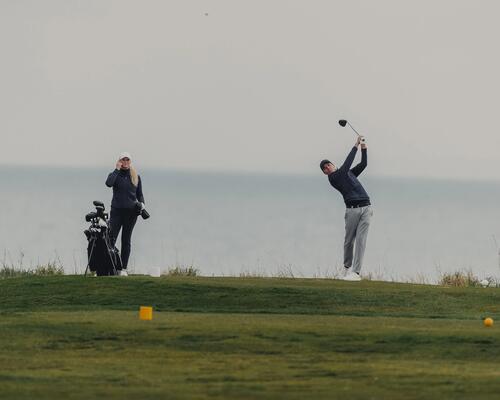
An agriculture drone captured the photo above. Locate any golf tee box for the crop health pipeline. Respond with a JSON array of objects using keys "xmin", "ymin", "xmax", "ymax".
[{"xmin": 139, "ymin": 306, "xmax": 153, "ymax": 320}]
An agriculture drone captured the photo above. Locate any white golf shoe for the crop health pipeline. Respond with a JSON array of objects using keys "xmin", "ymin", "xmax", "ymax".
[
  {"xmin": 342, "ymin": 270, "xmax": 361, "ymax": 281},
  {"xmin": 341, "ymin": 267, "xmax": 352, "ymax": 278},
  {"xmin": 118, "ymin": 270, "xmax": 128, "ymax": 277}
]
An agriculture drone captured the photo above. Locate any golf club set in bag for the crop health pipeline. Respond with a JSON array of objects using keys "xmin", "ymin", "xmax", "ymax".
[{"xmin": 84, "ymin": 200, "xmax": 150, "ymax": 276}]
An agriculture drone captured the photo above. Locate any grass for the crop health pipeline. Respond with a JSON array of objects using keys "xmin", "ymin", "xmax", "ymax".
[
  {"xmin": 439, "ymin": 269, "xmax": 481, "ymax": 287},
  {"xmin": 162, "ymin": 265, "xmax": 199, "ymax": 277},
  {"xmin": 1, "ymin": 276, "xmax": 499, "ymax": 399},
  {"xmin": 0, "ymin": 262, "xmax": 64, "ymax": 279}
]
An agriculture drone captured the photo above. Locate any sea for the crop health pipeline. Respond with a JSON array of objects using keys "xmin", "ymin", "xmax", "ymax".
[{"xmin": 2, "ymin": 167, "xmax": 500, "ymax": 283}]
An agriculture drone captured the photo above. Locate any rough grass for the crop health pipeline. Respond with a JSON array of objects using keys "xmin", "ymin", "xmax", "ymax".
[
  {"xmin": 0, "ymin": 262, "xmax": 64, "ymax": 279},
  {"xmin": 1, "ymin": 276, "xmax": 499, "ymax": 399},
  {"xmin": 439, "ymin": 269, "xmax": 481, "ymax": 287},
  {"xmin": 162, "ymin": 265, "xmax": 199, "ymax": 277}
]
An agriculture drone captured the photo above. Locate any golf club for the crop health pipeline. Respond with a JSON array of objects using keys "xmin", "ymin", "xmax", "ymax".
[{"xmin": 339, "ymin": 119, "xmax": 365, "ymax": 143}]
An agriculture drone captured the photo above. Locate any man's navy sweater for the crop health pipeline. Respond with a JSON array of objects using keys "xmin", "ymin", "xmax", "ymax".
[
  {"xmin": 328, "ymin": 147, "xmax": 371, "ymax": 207},
  {"xmin": 106, "ymin": 169, "xmax": 145, "ymax": 209}
]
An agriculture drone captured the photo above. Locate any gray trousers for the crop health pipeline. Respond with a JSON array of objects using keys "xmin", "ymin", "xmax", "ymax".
[{"xmin": 344, "ymin": 205, "xmax": 373, "ymax": 274}]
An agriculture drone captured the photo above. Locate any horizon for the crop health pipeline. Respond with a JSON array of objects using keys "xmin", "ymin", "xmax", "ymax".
[{"xmin": 3, "ymin": 162, "xmax": 500, "ymax": 185}]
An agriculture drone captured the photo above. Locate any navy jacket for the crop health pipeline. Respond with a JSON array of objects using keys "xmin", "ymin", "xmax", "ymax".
[
  {"xmin": 106, "ymin": 169, "xmax": 145, "ymax": 209},
  {"xmin": 328, "ymin": 147, "xmax": 371, "ymax": 207}
]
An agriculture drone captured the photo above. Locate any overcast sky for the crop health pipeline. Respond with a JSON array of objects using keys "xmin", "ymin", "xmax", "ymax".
[{"xmin": 1, "ymin": 0, "xmax": 499, "ymax": 180}]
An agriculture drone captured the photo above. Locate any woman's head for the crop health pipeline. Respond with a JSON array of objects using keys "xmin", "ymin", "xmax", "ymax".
[
  {"xmin": 118, "ymin": 152, "xmax": 138, "ymax": 186},
  {"xmin": 119, "ymin": 152, "xmax": 131, "ymax": 170}
]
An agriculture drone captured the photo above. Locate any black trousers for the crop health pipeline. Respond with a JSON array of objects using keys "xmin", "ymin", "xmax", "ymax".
[{"xmin": 109, "ymin": 207, "xmax": 138, "ymax": 269}]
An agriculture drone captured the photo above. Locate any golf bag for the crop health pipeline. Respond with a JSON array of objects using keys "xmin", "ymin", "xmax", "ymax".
[{"xmin": 84, "ymin": 201, "xmax": 122, "ymax": 276}]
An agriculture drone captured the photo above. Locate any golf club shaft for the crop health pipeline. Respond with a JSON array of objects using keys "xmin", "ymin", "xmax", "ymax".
[{"xmin": 346, "ymin": 122, "xmax": 361, "ymax": 137}]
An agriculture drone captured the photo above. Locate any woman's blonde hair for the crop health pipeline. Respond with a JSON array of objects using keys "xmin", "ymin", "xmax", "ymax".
[{"xmin": 130, "ymin": 165, "xmax": 139, "ymax": 187}]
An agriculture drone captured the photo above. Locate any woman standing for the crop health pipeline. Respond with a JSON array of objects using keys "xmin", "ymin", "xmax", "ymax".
[{"xmin": 105, "ymin": 152, "xmax": 145, "ymax": 276}]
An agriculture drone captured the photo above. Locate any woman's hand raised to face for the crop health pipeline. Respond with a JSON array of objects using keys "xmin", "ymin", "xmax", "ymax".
[{"xmin": 116, "ymin": 159, "xmax": 123, "ymax": 170}]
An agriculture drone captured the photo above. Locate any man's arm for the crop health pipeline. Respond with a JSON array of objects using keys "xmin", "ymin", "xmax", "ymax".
[
  {"xmin": 339, "ymin": 138, "xmax": 361, "ymax": 172},
  {"xmin": 350, "ymin": 146, "xmax": 367, "ymax": 177}
]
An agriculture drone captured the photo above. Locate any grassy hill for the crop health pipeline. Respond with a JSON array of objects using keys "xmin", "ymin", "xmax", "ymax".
[{"xmin": 1, "ymin": 276, "xmax": 499, "ymax": 399}]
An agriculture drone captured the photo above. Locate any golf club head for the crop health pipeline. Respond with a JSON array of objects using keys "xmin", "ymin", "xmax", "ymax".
[
  {"xmin": 339, "ymin": 119, "xmax": 362, "ymax": 137},
  {"xmin": 85, "ymin": 212, "xmax": 98, "ymax": 222}
]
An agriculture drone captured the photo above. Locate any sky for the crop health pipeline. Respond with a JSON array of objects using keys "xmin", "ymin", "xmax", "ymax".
[{"xmin": 1, "ymin": 0, "xmax": 499, "ymax": 180}]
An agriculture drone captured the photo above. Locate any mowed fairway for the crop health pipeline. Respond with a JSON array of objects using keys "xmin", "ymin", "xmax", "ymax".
[{"xmin": 1, "ymin": 277, "xmax": 500, "ymax": 399}]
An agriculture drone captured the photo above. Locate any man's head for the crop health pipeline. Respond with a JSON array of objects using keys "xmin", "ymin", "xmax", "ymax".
[{"xmin": 320, "ymin": 159, "xmax": 336, "ymax": 175}]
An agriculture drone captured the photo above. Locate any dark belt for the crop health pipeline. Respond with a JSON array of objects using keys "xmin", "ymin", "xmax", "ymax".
[{"xmin": 346, "ymin": 202, "xmax": 371, "ymax": 209}]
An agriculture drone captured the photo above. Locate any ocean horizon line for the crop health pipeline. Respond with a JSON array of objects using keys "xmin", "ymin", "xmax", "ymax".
[{"xmin": 2, "ymin": 163, "xmax": 500, "ymax": 185}]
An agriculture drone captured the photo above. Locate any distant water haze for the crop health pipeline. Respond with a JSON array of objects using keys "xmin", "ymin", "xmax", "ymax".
[{"xmin": 1, "ymin": 167, "xmax": 499, "ymax": 282}]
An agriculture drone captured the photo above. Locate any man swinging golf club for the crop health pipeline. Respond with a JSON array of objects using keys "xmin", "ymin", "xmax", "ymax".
[{"xmin": 320, "ymin": 121, "xmax": 372, "ymax": 281}]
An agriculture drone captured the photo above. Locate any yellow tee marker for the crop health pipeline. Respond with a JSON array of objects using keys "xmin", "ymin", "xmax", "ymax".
[
  {"xmin": 139, "ymin": 306, "xmax": 153, "ymax": 320},
  {"xmin": 484, "ymin": 317, "xmax": 493, "ymax": 327}
]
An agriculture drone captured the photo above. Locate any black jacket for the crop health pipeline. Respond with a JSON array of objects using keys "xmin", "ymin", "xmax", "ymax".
[
  {"xmin": 328, "ymin": 147, "xmax": 371, "ymax": 207},
  {"xmin": 106, "ymin": 169, "xmax": 145, "ymax": 209}
]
